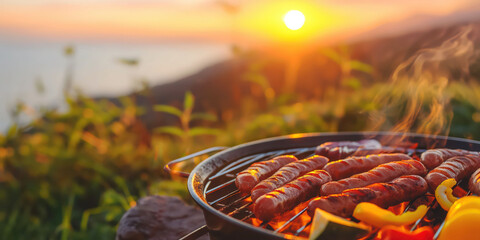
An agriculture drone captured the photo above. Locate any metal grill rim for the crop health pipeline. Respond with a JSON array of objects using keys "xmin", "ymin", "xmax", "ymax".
[{"xmin": 201, "ymin": 146, "xmax": 467, "ymax": 239}]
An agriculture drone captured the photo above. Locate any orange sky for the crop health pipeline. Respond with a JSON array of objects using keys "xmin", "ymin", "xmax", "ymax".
[{"xmin": 0, "ymin": 0, "xmax": 478, "ymax": 44}]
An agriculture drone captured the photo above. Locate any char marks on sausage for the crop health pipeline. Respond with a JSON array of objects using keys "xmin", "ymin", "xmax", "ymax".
[
  {"xmin": 308, "ymin": 175, "xmax": 428, "ymax": 218},
  {"xmin": 251, "ymin": 155, "xmax": 328, "ymax": 201},
  {"xmin": 469, "ymin": 168, "xmax": 480, "ymax": 195},
  {"xmin": 235, "ymin": 155, "xmax": 297, "ymax": 193},
  {"xmin": 315, "ymin": 139, "xmax": 382, "ymax": 161},
  {"xmin": 323, "ymin": 153, "xmax": 412, "ymax": 181},
  {"xmin": 321, "ymin": 160, "xmax": 427, "ymax": 195},
  {"xmin": 420, "ymin": 149, "xmax": 476, "ymax": 170},
  {"xmin": 254, "ymin": 170, "xmax": 331, "ymax": 221},
  {"xmin": 425, "ymin": 154, "xmax": 480, "ymax": 192}
]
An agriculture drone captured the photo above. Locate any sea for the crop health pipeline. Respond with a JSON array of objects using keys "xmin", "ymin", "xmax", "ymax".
[{"xmin": 0, "ymin": 41, "xmax": 231, "ymax": 132}]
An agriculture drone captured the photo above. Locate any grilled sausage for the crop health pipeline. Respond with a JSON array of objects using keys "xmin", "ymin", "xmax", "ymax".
[
  {"xmin": 420, "ymin": 149, "xmax": 476, "ymax": 170},
  {"xmin": 235, "ymin": 155, "xmax": 297, "ymax": 193},
  {"xmin": 308, "ymin": 175, "xmax": 428, "ymax": 218},
  {"xmin": 315, "ymin": 139, "xmax": 382, "ymax": 161},
  {"xmin": 254, "ymin": 170, "xmax": 331, "ymax": 221},
  {"xmin": 251, "ymin": 155, "xmax": 328, "ymax": 201},
  {"xmin": 321, "ymin": 160, "xmax": 427, "ymax": 195},
  {"xmin": 425, "ymin": 154, "xmax": 480, "ymax": 192},
  {"xmin": 350, "ymin": 148, "xmax": 396, "ymax": 157},
  {"xmin": 469, "ymin": 168, "xmax": 480, "ymax": 195},
  {"xmin": 323, "ymin": 153, "xmax": 412, "ymax": 181}
]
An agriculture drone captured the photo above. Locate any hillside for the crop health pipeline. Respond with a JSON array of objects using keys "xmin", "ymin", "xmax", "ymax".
[{"xmin": 102, "ymin": 21, "xmax": 480, "ymax": 130}]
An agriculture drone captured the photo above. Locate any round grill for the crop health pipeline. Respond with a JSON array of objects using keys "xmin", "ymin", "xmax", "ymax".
[{"xmin": 166, "ymin": 132, "xmax": 480, "ymax": 240}]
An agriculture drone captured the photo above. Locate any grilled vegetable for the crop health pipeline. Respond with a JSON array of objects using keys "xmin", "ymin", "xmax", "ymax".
[
  {"xmin": 353, "ymin": 202, "xmax": 428, "ymax": 228},
  {"xmin": 376, "ymin": 226, "xmax": 434, "ymax": 240},
  {"xmin": 434, "ymin": 178, "xmax": 458, "ymax": 211},
  {"xmin": 309, "ymin": 208, "xmax": 370, "ymax": 240},
  {"xmin": 438, "ymin": 196, "xmax": 480, "ymax": 240}
]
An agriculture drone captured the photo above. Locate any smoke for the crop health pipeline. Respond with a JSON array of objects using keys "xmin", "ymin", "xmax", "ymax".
[{"xmin": 369, "ymin": 25, "xmax": 478, "ymax": 144}]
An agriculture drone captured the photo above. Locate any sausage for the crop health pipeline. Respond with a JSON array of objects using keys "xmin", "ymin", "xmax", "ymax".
[
  {"xmin": 315, "ymin": 139, "xmax": 382, "ymax": 160},
  {"xmin": 235, "ymin": 155, "xmax": 297, "ymax": 193},
  {"xmin": 251, "ymin": 155, "xmax": 328, "ymax": 201},
  {"xmin": 253, "ymin": 170, "xmax": 331, "ymax": 221},
  {"xmin": 425, "ymin": 154, "xmax": 480, "ymax": 192},
  {"xmin": 469, "ymin": 168, "xmax": 480, "ymax": 195},
  {"xmin": 323, "ymin": 153, "xmax": 412, "ymax": 181},
  {"xmin": 420, "ymin": 149, "xmax": 476, "ymax": 170},
  {"xmin": 350, "ymin": 147, "xmax": 403, "ymax": 157},
  {"xmin": 321, "ymin": 160, "xmax": 427, "ymax": 195},
  {"xmin": 308, "ymin": 175, "xmax": 428, "ymax": 218}
]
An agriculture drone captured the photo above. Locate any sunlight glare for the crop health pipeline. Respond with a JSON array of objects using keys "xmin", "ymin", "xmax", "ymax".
[{"xmin": 283, "ymin": 10, "xmax": 305, "ymax": 31}]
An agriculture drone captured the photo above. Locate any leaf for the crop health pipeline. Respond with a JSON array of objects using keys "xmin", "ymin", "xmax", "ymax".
[
  {"xmin": 350, "ymin": 60, "xmax": 373, "ymax": 73},
  {"xmin": 80, "ymin": 207, "xmax": 104, "ymax": 231},
  {"xmin": 184, "ymin": 91, "xmax": 194, "ymax": 111},
  {"xmin": 101, "ymin": 189, "xmax": 128, "ymax": 208},
  {"xmin": 191, "ymin": 113, "xmax": 217, "ymax": 122},
  {"xmin": 63, "ymin": 45, "xmax": 75, "ymax": 57},
  {"xmin": 189, "ymin": 127, "xmax": 220, "ymax": 137},
  {"xmin": 35, "ymin": 78, "xmax": 45, "ymax": 94},
  {"xmin": 105, "ymin": 207, "xmax": 122, "ymax": 222},
  {"xmin": 321, "ymin": 48, "xmax": 341, "ymax": 63},
  {"xmin": 117, "ymin": 58, "xmax": 139, "ymax": 66},
  {"xmin": 243, "ymin": 72, "xmax": 269, "ymax": 90},
  {"xmin": 153, "ymin": 105, "xmax": 182, "ymax": 117},
  {"xmin": 343, "ymin": 77, "xmax": 362, "ymax": 90},
  {"xmin": 154, "ymin": 126, "xmax": 184, "ymax": 137},
  {"xmin": 6, "ymin": 124, "xmax": 17, "ymax": 139}
]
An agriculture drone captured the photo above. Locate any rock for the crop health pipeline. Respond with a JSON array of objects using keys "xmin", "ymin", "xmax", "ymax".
[{"xmin": 116, "ymin": 195, "xmax": 208, "ymax": 240}]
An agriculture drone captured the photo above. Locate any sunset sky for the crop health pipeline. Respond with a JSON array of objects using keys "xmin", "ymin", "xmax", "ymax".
[{"xmin": 1, "ymin": 0, "xmax": 479, "ymax": 45}]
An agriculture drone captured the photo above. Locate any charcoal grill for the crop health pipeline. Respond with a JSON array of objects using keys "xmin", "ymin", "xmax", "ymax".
[{"xmin": 164, "ymin": 132, "xmax": 480, "ymax": 240}]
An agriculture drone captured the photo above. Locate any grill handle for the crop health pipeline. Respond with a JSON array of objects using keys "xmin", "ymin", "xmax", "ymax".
[{"xmin": 164, "ymin": 146, "xmax": 228, "ymax": 178}]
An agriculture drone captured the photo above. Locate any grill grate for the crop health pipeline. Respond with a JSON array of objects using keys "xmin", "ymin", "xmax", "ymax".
[{"xmin": 201, "ymin": 146, "xmax": 473, "ymax": 239}]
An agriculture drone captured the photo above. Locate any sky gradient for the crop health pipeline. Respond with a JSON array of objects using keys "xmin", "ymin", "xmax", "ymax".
[{"xmin": 0, "ymin": 0, "xmax": 479, "ymax": 44}]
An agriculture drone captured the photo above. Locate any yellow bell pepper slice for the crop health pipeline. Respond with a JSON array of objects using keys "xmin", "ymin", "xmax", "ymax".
[
  {"xmin": 438, "ymin": 196, "xmax": 480, "ymax": 240},
  {"xmin": 352, "ymin": 202, "xmax": 428, "ymax": 228},
  {"xmin": 447, "ymin": 195, "xmax": 480, "ymax": 216},
  {"xmin": 435, "ymin": 178, "xmax": 458, "ymax": 211}
]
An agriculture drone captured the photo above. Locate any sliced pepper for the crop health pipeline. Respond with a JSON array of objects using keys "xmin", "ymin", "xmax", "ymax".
[
  {"xmin": 376, "ymin": 225, "xmax": 434, "ymax": 240},
  {"xmin": 438, "ymin": 196, "xmax": 480, "ymax": 240},
  {"xmin": 309, "ymin": 208, "xmax": 371, "ymax": 240},
  {"xmin": 434, "ymin": 178, "xmax": 458, "ymax": 211},
  {"xmin": 352, "ymin": 202, "xmax": 428, "ymax": 228}
]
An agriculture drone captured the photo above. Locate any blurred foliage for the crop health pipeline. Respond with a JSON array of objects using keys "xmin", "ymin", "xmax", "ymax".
[
  {"xmin": 322, "ymin": 46, "xmax": 373, "ymax": 91},
  {"xmin": 0, "ymin": 94, "xmax": 159, "ymax": 239},
  {"xmin": 154, "ymin": 91, "xmax": 220, "ymax": 153},
  {"xmin": 117, "ymin": 58, "xmax": 139, "ymax": 67},
  {"xmin": 1, "ymin": 45, "xmax": 480, "ymax": 240}
]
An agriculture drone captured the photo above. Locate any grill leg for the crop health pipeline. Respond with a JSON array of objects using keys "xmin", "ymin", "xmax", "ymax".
[{"xmin": 179, "ymin": 225, "xmax": 209, "ymax": 240}]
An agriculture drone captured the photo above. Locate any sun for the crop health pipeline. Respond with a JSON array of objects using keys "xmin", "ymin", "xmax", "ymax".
[{"xmin": 283, "ymin": 10, "xmax": 305, "ymax": 31}]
